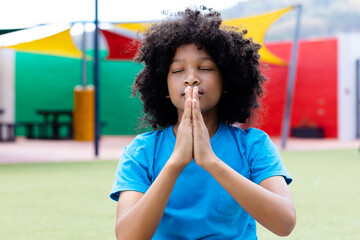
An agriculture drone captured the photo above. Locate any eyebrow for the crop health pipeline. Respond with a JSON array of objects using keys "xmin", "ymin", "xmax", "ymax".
[{"xmin": 170, "ymin": 57, "xmax": 214, "ymax": 64}]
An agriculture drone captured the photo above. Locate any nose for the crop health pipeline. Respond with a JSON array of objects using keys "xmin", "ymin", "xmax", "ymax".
[{"xmin": 184, "ymin": 73, "xmax": 200, "ymax": 86}]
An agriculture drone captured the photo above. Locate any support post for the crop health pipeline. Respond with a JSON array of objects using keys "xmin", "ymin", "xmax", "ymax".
[
  {"xmin": 356, "ymin": 59, "xmax": 360, "ymax": 139},
  {"xmin": 82, "ymin": 22, "xmax": 87, "ymax": 87},
  {"xmin": 281, "ymin": 5, "xmax": 302, "ymax": 149},
  {"xmin": 94, "ymin": 0, "xmax": 100, "ymax": 156}
]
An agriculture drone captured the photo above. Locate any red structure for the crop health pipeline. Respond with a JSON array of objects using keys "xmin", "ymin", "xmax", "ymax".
[
  {"xmin": 262, "ymin": 38, "xmax": 338, "ymax": 138},
  {"xmin": 100, "ymin": 29, "xmax": 338, "ymax": 138}
]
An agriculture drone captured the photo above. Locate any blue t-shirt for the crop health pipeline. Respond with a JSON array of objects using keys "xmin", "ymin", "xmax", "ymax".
[{"xmin": 110, "ymin": 122, "xmax": 292, "ymax": 239}]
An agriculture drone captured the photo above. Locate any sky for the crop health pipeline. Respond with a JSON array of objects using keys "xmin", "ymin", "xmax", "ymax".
[{"xmin": 0, "ymin": 0, "xmax": 243, "ymax": 29}]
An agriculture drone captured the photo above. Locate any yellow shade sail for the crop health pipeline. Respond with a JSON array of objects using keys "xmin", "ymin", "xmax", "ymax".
[
  {"xmin": 3, "ymin": 29, "xmax": 82, "ymax": 58},
  {"xmin": 115, "ymin": 22, "xmax": 151, "ymax": 34},
  {"xmin": 223, "ymin": 6, "xmax": 294, "ymax": 66},
  {"xmin": 116, "ymin": 7, "xmax": 294, "ymax": 65}
]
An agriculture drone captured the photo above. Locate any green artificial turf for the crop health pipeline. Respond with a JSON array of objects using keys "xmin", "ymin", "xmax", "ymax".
[
  {"xmin": 257, "ymin": 149, "xmax": 360, "ymax": 240},
  {"xmin": 0, "ymin": 160, "xmax": 119, "ymax": 240},
  {"xmin": 0, "ymin": 149, "xmax": 359, "ymax": 239}
]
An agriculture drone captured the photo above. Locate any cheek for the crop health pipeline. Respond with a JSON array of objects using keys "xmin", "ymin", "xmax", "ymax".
[
  {"xmin": 167, "ymin": 85, "xmax": 179, "ymax": 99},
  {"xmin": 168, "ymin": 77, "xmax": 183, "ymax": 94},
  {"xmin": 210, "ymin": 77, "xmax": 223, "ymax": 95},
  {"xmin": 167, "ymin": 80, "xmax": 183, "ymax": 106}
]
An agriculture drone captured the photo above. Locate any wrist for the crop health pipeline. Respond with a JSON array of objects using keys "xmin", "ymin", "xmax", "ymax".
[
  {"xmin": 199, "ymin": 153, "xmax": 219, "ymax": 170},
  {"xmin": 166, "ymin": 154, "xmax": 189, "ymax": 173}
]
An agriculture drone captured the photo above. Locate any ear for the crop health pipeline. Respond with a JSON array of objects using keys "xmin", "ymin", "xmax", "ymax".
[{"xmin": 165, "ymin": 95, "xmax": 170, "ymax": 98}]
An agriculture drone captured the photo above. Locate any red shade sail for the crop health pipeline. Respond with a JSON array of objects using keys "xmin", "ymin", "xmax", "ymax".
[{"xmin": 100, "ymin": 29, "xmax": 140, "ymax": 60}]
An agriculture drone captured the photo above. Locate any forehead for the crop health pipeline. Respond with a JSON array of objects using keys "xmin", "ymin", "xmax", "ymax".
[{"xmin": 172, "ymin": 43, "xmax": 213, "ymax": 61}]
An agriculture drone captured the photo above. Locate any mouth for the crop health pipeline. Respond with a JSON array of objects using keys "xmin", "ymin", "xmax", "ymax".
[{"xmin": 181, "ymin": 91, "xmax": 204, "ymax": 97}]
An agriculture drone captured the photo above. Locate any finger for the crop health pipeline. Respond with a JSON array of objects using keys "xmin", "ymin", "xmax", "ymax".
[
  {"xmin": 192, "ymin": 99, "xmax": 204, "ymax": 140},
  {"xmin": 182, "ymin": 98, "xmax": 192, "ymax": 121},
  {"xmin": 191, "ymin": 87, "xmax": 199, "ymax": 121},
  {"xmin": 183, "ymin": 103, "xmax": 194, "ymax": 132},
  {"xmin": 182, "ymin": 87, "xmax": 192, "ymax": 119},
  {"xmin": 185, "ymin": 86, "xmax": 192, "ymax": 100},
  {"xmin": 192, "ymin": 99, "xmax": 200, "ymax": 125},
  {"xmin": 192, "ymin": 98, "xmax": 205, "ymax": 127},
  {"xmin": 192, "ymin": 86, "xmax": 199, "ymax": 101},
  {"xmin": 192, "ymin": 87, "xmax": 201, "ymax": 116}
]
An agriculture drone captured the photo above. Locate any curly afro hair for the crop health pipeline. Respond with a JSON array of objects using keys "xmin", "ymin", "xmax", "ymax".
[{"xmin": 132, "ymin": 7, "xmax": 267, "ymax": 129}]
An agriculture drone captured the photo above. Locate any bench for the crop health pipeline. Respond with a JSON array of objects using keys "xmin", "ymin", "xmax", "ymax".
[
  {"xmin": 17, "ymin": 122, "xmax": 73, "ymax": 140},
  {"xmin": 291, "ymin": 127, "xmax": 324, "ymax": 138},
  {"xmin": 0, "ymin": 122, "xmax": 17, "ymax": 142}
]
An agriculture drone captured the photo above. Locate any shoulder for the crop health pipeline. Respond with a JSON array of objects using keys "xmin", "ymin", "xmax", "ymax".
[
  {"xmin": 125, "ymin": 128, "xmax": 168, "ymax": 152},
  {"xmin": 242, "ymin": 127, "xmax": 275, "ymax": 152},
  {"xmin": 127, "ymin": 129, "xmax": 164, "ymax": 148},
  {"xmin": 243, "ymin": 127, "xmax": 270, "ymax": 142},
  {"xmin": 118, "ymin": 128, "xmax": 169, "ymax": 173},
  {"xmin": 221, "ymin": 123, "xmax": 269, "ymax": 143},
  {"xmin": 132, "ymin": 130, "xmax": 161, "ymax": 144},
  {"xmin": 222, "ymin": 124, "xmax": 276, "ymax": 156}
]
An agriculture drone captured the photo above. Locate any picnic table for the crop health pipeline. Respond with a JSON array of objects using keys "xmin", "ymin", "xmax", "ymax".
[{"xmin": 36, "ymin": 110, "xmax": 73, "ymax": 140}]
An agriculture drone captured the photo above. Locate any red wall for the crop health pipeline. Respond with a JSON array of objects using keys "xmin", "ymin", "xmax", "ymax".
[{"xmin": 260, "ymin": 38, "xmax": 338, "ymax": 138}]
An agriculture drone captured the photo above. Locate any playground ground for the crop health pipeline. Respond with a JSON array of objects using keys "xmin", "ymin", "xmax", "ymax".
[
  {"xmin": 0, "ymin": 136, "xmax": 359, "ymax": 164},
  {"xmin": 1, "ymin": 137, "xmax": 360, "ymax": 239}
]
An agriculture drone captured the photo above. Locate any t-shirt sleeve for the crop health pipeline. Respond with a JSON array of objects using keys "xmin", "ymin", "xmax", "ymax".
[
  {"xmin": 110, "ymin": 134, "xmax": 155, "ymax": 202},
  {"xmin": 246, "ymin": 129, "xmax": 292, "ymax": 185}
]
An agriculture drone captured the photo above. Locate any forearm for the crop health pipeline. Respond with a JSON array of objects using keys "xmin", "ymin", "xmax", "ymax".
[
  {"xmin": 116, "ymin": 159, "xmax": 184, "ymax": 240},
  {"xmin": 202, "ymin": 156, "xmax": 296, "ymax": 236}
]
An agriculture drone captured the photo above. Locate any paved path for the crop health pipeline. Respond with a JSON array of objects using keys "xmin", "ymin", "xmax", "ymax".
[
  {"xmin": 0, "ymin": 136, "xmax": 359, "ymax": 164},
  {"xmin": 0, "ymin": 136, "xmax": 134, "ymax": 164}
]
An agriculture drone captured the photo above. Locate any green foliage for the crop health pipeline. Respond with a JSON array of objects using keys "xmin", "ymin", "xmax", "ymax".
[{"xmin": 0, "ymin": 149, "xmax": 359, "ymax": 239}]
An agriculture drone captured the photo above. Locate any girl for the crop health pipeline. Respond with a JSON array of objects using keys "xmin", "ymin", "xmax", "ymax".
[{"xmin": 110, "ymin": 7, "xmax": 296, "ymax": 240}]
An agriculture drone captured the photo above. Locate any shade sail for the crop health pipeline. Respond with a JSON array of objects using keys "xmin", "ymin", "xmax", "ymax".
[
  {"xmin": 223, "ymin": 6, "xmax": 294, "ymax": 66},
  {"xmin": 115, "ymin": 22, "xmax": 151, "ymax": 34},
  {"xmin": 115, "ymin": 7, "xmax": 293, "ymax": 65},
  {"xmin": 100, "ymin": 29, "xmax": 140, "ymax": 60},
  {"xmin": 3, "ymin": 29, "xmax": 82, "ymax": 58}
]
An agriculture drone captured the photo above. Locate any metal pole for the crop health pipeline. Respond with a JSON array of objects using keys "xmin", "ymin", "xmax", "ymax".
[
  {"xmin": 82, "ymin": 22, "xmax": 87, "ymax": 87},
  {"xmin": 281, "ymin": 5, "xmax": 302, "ymax": 149},
  {"xmin": 356, "ymin": 59, "xmax": 360, "ymax": 139},
  {"xmin": 94, "ymin": 0, "xmax": 100, "ymax": 156}
]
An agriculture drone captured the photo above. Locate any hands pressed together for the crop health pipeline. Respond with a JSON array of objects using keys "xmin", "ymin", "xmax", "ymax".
[{"xmin": 171, "ymin": 86, "xmax": 217, "ymax": 170}]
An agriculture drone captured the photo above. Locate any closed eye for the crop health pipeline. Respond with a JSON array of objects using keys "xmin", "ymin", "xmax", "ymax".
[
  {"xmin": 172, "ymin": 69, "xmax": 184, "ymax": 73},
  {"xmin": 199, "ymin": 67, "xmax": 213, "ymax": 71}
]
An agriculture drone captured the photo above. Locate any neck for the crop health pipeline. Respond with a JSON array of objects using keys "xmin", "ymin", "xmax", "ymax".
[{"xmin": 173, "ymin": 109, "xmax": 220, "ymax": 138}]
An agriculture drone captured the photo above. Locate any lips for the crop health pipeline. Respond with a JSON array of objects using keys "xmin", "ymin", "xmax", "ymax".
[
  {"xmin": 181, "ymin": 89, "xmax": 204, "ymax": 97},
  {"xmin": 181, "ymin": 91, "xmax": 203, "ymax": 97}
]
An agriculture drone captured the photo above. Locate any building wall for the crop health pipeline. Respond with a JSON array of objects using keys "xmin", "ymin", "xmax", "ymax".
[
  {"xmin": 0, "ymin": 49, "xmax": 15, "ymax": 139},
  {"xmin": 262, "ymin": 38, "xmax": 338, "ymax": 138},
  {"xmin": 13, "ymin": 38, "xmax": 339, "ymax": 137},
  {"xmin": 338, "ymin": 33, "xmax": 360, "ymax": 140},
  {"xmin": 15, "ymin": 51, "xmax": 143, "ymax": 135}
]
